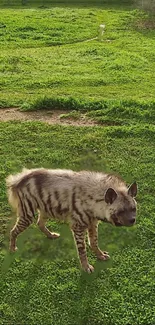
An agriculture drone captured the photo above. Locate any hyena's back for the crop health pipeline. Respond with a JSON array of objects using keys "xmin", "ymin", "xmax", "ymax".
[{"xmin": 6, "ymin": 168, "xmax": 76, "ymax": 220}]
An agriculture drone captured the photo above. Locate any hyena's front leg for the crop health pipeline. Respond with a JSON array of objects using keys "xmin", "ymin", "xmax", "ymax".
[
  {"xmin": 88, "ymin": 223, "xmax": 110, "ymax": 261},
  {"xmin": 37, "ymin": 212, "xmax": 60, "ymax": 239},
  {"xmin": 72, "ymin": 225, "xmax": 94, "ymax": 273}
]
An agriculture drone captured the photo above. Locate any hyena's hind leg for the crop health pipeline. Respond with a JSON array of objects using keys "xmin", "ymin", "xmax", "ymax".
[
  {"xmin": 10, "ymin": 203, "xmax": 34, "ymax": 252},
  {"xmin": 37, "ymin": 212, "xmax": 60, "ymax": 239}
]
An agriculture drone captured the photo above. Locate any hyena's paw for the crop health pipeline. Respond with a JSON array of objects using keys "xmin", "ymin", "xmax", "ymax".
[
  {"xmin": 9, "ymin": 245, "xmax": 18, "ymax": 252},
  {"xmin": 83, "ymin": 264, "xmax": 94, "ymax": 273},
  {"xmin": 97, "ymin": 251, "xmax": 110, "ymax": 261},
  {"xmin": 47, "ymin": 232, "xmax": 60, "ymax": 239}
]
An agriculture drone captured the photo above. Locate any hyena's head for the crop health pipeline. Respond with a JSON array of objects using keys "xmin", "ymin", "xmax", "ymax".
[{"xmin": 104, "ymin": 182, "xmax": 137, "ymax": 227}]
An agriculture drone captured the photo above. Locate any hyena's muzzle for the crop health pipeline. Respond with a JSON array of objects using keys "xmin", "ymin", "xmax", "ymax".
[{"xmin": 110, "ymin": 207, "xmax": 137, "ymax": 227}]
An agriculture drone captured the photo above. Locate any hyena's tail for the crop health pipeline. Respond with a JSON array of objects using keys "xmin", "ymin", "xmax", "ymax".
[{"xmin": 6, "ymin": 168, "xmax": 29, "ymax": 211}]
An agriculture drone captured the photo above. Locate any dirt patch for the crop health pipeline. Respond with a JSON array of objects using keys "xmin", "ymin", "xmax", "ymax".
[{"xmin": 0, "ymin": 108, "xmax": 97, "ymax": 126}]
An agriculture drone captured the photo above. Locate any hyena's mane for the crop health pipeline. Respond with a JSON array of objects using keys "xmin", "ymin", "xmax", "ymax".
[{"xmin": 103, "ymin": 173, "xmax": 127, "ymax": 192}]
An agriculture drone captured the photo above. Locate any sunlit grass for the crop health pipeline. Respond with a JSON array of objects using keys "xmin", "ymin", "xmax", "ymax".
[{"xmin": 0, "ymin": 7, "xmax": 155, "ymax": 108}]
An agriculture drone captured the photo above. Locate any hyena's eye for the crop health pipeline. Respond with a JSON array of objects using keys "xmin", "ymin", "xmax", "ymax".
[{"xmin": 131, "ymin": 207, "xmax": 136, "ymax": 213}]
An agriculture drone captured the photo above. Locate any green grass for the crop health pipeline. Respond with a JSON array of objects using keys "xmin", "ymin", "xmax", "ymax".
[
  {"xmin": 0, "ymin": 5, "xmax": 155, "ymax": 109},
  {"xmin": 1, "ymin": 121, "xmax": 155, "ymax": 325}
]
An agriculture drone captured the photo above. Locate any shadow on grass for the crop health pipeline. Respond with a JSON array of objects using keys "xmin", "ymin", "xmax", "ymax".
[
  {"xmin": 0, "ymin": 0, "xmax": 135, "ymax": 10},
  {"xmin": 0, "ymin": 219, "xmax": 147, "ymax": 324},
  {"xmin": 1, "ymin": 226, "xmax": 112, "ymax": 324}
]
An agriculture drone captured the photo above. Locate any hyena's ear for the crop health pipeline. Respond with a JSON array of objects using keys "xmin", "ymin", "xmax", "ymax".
[
  {"xmin": 128, "ymin": 182, "xmax": 137, "ymax": 198},
  {"xmin": 105, "ymin": 188, "xmax": 117, "ymax": 204}
]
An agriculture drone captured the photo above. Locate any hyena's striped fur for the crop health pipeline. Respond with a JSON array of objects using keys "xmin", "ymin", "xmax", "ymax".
[{"xmin": 6, "ymin": 168, "xmax": 137, "ymax": 273}]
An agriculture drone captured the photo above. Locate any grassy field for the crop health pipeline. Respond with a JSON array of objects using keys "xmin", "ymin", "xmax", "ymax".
[
  {"xmin": 1, "ymin": 1, "xmax": 155, "ymax": 325},
  {"xmin": 0, "ymin": 2, "xmax": 155, "ymax": 110}
]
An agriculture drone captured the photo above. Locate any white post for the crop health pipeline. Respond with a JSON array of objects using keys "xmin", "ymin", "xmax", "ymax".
[{"xmin": 98, "ymin": 24, "xmax": 105, "ymax": 41}]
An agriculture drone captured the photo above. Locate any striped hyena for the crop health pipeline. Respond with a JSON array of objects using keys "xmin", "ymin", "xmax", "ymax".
[{"xmin": 6, "ymin": 168, "xmax": 137, "ymax": 273}]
